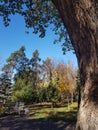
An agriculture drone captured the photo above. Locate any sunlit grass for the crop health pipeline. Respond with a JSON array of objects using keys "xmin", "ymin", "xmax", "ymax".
[{"xmin": 29, "ymin": 102, "xmax": 78, "ymax": 122}]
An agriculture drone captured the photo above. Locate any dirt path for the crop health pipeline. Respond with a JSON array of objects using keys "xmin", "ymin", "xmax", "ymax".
[{"xmin": 0, "ymin": 115, "xmax": 75, "ymax": 130}]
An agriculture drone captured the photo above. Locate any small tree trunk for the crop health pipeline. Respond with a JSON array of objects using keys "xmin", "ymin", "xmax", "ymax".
[
  {"xmin": 53, "ymin": 0, "xmax": 98, "ymax": 129},
  {"xmin": 71, "ymin": 92, "xmax": 74, "ymax": 104},
  {"xmin": 67, "ymin": 96, "xmax": 70, "ymax": 111}
]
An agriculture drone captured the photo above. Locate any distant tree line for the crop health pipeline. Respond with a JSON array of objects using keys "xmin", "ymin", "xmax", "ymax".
[{"xmin": 0, "ymin": 46, "xmax": 79, "ymax": 105}]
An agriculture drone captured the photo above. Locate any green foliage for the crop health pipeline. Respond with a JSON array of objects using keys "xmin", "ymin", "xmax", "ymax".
[
  {"xmin": 0, "ymin": 72, "xmax": 12, "ymax": 104},
  {"xmin": 36, "ymin": 83, "xmax": 61, "ymax": 104},
  {"xmin": 23, "ymin": 84, "xmax": 37, "ymax": 104},
  {"xmin": 11, "ymin": 78, "xmax": 26, "ymax": 102},
  {"xmin": 29, "ymin": 49, "xmax": 41, "ymax": 90},
  {"xmin": 0, "ymin": 0, "xmax": 60, "ymax": 35},
  {"xmin": 46, "ymin": 84, "xmax": 60, "ymax": 103},
  {"xmin": 37, "ymin": 84, "xmax": 60, "ymax": 104},
  {"xmin": 0, "ymin": 0, "xmax": 73, "ymax": 53},
  {"xmin": 2, "ymin": 46, "xmax": 29, "ymax": 81},
  {"xmin": 1, "ymin": 46, "xmax": 77, "ymax": 105},
  {"xmin": 38, "ymin": 88, "xmax": 47, "ymax": 102},
  {"xmin": 11, "ymin": 78, "xmax": 37, "ymax": 104},
  {"xmin": 7, "ymin": 46, "xmax": 28, "ymax": 71}
]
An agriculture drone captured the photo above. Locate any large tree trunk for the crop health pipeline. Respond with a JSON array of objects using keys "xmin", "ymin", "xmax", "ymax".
[{"xmin": 53, "ymin": 0, "xmax": 98, "ymax": 130}]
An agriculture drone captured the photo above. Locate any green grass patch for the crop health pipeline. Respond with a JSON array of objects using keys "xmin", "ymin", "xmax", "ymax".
[{"xmin": 29, "ymin": 102, "xmax": 78, "ymax": 122}]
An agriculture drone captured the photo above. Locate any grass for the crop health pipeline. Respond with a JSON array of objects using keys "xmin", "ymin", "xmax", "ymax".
[
  {"xmin": 0, "ymin": 102, "xmax": 78, "ymax": 122},
  {"xmin": 29, "ymin": 102, "xmax": 78, "ymax": 122}
]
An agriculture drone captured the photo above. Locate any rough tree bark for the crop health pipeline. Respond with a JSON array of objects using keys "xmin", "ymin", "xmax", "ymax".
[{"xmin": 52, "ymin": 0, "xmax": 98, "ymax": 130}]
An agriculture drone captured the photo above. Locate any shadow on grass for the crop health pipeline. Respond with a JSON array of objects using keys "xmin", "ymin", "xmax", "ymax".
[
  {"xmin": 29, "ymin": 110, "xmax": 77, "ymax": 123},
  {"xmin": 0, "ymin": 103, "xmax": 77, "ymax": 130},
  {"xmin": 28, "ymin": 103, "xmax": 77, "ymax": 125},
  {"xmin": 48, "ymin": 111, "xmax": 77, "ymax": 122},
  {"xmin": 0, "ymin": 115, "xmax": 75, "ymax": 130}
]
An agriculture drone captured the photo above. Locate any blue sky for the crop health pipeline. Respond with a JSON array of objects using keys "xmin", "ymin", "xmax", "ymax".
[{"xmin": 0, "ymin": 15, "xmax": 78, "ymax": 70}]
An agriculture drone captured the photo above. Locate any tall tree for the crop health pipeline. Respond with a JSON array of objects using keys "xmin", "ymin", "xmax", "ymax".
[
  {"xmin": 42, "ymin": 57, "xmax": 55, "ymax": 85},
  {"xmin": 56, "ymin": 63, "xmax": 68, "ymax": 95},
  {"xmin": 30, "ymin": 49, "xmax": 41, "ymax": 90},
  {"xmin": 2, "ymin": 46, "xmax": 28, "ymax": 80},
  {"xmin": 56, "ymin": 62, "xmax": 76, "ymax": 103},
  {"xmin": 0, "ymin": 1, "xmax": 98, "ymax": 129},
  {"xmin": 53, "ymin": 1, "xmax": 98, "ymax": 130},
  {"xmin": 0, "ymin": 72, "xmax": 11, "ymax": 104},
  {"xmin": 67, "ymin": 61, "xmax": 77, "ymax": 103}
]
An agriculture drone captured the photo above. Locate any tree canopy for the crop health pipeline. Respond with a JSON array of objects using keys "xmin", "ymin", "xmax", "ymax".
[
  {"xmin": 0, "ymin": 0, "xmax": 73, "ymax": 53},
  {"xmin": 0, "ymin": 47, "xmax": 77, "ymax": 104}
]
